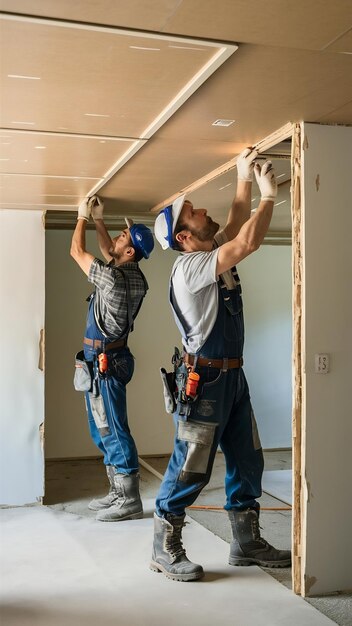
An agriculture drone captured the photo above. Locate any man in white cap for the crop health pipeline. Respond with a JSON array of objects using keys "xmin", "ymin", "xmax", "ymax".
[
  {"xmin": 70, "ymin": 196, "xmax": 154, "ymax": 521},
  {"xmin": 151, "ymin": 148, "xmax": 291, "ymax": 580}
]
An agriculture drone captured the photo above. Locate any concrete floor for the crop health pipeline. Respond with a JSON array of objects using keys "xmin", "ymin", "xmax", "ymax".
[
  {"xmin": 41, "ymin": 450, "xmax": 352, "ymax": 626},
  {"xmin": 1, "ymin": 451, "xmax": 350, "ymax": 626}
]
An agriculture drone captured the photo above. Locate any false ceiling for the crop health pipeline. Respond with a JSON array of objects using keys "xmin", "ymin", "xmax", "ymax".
[{"xmin": 0, "ymin": 1, "xmax": 351, "ymax": 236}]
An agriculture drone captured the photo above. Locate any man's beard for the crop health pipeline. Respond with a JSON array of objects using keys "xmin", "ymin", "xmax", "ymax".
[
  {"xmin": 190, "ymin": 216, "xmax": 219, "ymax": 242},
  {"xmin": 108, "ymin": 247, "xmax": 122, "ymax": 260}
]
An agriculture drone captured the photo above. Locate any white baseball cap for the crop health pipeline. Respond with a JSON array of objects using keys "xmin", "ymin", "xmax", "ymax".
[{"xmin": 154, "ymin": 194, "xmax": 186, "ymax": 250}]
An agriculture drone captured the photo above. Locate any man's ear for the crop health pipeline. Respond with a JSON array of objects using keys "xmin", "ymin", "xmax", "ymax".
[
  {"xmin": 126, "ymin": 246, "xmax": 135, "ymax": 259},
  {"xmin": 175, "ymin": 230, "xmax": 189, "ymax": 246}
]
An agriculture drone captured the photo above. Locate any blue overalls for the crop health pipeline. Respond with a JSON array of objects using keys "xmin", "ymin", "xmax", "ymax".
[
  {"xmin": 156, "ymin": 271, "xmax": 264, "ymax": 516},
  {"xmin": 83, "ymin": 293, "xmax": 139, "ymax": 474}
]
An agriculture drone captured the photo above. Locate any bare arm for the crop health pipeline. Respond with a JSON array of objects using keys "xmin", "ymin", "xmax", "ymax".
[
  {"xmin": 223, "ymin": 179, "xmax": 252, "ymax": 240},
  {"xmin": 217, "ymin": 199, "xmax": 273, "ymax": 275},
  {"xmin": 94, "ymin": 219, "xmax": 113, "ymax": 262},
  {"xmin": 217, "ymin": 159, "xmax": 277, "ymax": 275},
  {"xmin": 70, "ymin": 218, "xmax": 95, "ymax": 276}
]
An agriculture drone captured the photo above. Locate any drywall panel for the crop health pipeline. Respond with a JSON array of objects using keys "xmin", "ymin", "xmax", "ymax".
[
  {"xmin": 0, "ymin": 210, "xmax": 45, "ymax": 504},
  {"xmin": 0, "ymin": 0, "xmax": 180, "ymax": 31},
  {"xmin": 45, "ymin": 229, "xmax": 179, "ymax": 458},
  {"xmin": 301, "ymin": 123, "xmax": 352, "ymax": 595},
  {"xmin": 239, "ymin": 245, "xmax": 292, "ymax": 449},
  {"xmin": 166, "ymin": 0, "xmax": 352, "ymax": 51}
]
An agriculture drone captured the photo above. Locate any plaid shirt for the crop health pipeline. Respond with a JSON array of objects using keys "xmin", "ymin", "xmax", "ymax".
[{"xmin": 88, "ymin": 258, "xmax": 148, "ymax": 340}]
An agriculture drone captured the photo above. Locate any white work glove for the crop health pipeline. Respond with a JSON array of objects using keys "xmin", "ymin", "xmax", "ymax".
[
  {"xmin": 91, "ymin": 195, "xmax": 104, "ymax": 221},
  {"xmin": 77, "ymin": 197, "xmax": 92, "ymax": 222},
  {"xmin": 254, "ymin": 160, "xmax": 277, "ymax": 201},
  {"xmin": 236, "ymin": 147, "xmax": 258, "ymax": 181}
]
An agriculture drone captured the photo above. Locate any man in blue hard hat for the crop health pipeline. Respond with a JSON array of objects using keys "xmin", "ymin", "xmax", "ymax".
[{"xmin": 70, "ymin": 195, "xmax": 154, "ymax": 522}]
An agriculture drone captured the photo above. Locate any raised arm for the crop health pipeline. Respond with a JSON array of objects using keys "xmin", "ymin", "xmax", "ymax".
[
  {"xmin": 70, "ymin": 198, "xmax": 95, "ymax": 276},
  {"xmin": 217, "ymin": 160, "xmax": 277, "ymax": 275},
  {"xmin": 223, "ymin": 147, "xmax": 258, "ymax": 241},
  {"xmin": 91, "ymin": 196, "xmax": 113, "ymax": 262}
]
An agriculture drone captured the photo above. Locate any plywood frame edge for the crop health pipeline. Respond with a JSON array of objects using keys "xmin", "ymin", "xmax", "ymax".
[
  {"xmin": 291, "ymin": 122, "xmax": 303, "ymax": 595},
  {"xmin": 150, "ymin": 122, "xmax": 293, "ymax": 213}
]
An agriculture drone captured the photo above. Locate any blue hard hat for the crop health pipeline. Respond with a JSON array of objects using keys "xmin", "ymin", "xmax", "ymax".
[{"xmin": 125, "ymin": 218, "xmax": 154, "ymax": 260}]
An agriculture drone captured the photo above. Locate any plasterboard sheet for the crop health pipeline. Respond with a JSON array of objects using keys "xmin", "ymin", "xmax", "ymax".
[
  {"xmin": 0, "ymin": 17, "xmax": 227, "ymax": 137},
  {"xmin": 166, "ymin": 0, "xmax": 352, "ymax": 51},
  {"xmin": 0, "ymin": 507, "xmax": 335, "ymax": 626},
  {"xmin": 0, "ymin": 174, "xmax": 101, "ymax": 208},
  {"xmin": 0, "ymin": 211, "xmax": 44, "ymax": 505},
  {"xmin": 156, "ymin": 45, "xmax": 352, "ymax": 142},
  {"xmin": 0, "ymin": 0, "xmax": 181, "ymax": 32},
  {"xmin": 0, "ymin": 131, "xmax": 139, "ymax": 177}
]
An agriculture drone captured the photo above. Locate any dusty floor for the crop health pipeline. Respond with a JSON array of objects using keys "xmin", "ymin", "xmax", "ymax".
[{"xmin": 41, "ymin": 450, "xmax": 352, "ymax": 626}]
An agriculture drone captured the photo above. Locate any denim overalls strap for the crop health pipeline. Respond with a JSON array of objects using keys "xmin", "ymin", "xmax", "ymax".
[
  {"xmin": 170, "ymin": 265, "xmax": 244, "ymax": 360},
  {"xmin": 199, "ymin": 268, "xmax": 244, "ymax": 359}
]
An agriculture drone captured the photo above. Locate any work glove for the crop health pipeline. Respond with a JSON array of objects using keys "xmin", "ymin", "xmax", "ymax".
[
  {"xmin": 236, "ymin": 147, "xmax": 258, "ymax": 181},
  {"xmin": 77, "ymin": 197, "xmax": 92, "ymax": 222},
  {"xmin": 254, "ymin": 160, "xmax": 277, "ymax": 201},
  {"xmin": 91, "ymin": 195, "xmax": 104, "ymax": 221}
]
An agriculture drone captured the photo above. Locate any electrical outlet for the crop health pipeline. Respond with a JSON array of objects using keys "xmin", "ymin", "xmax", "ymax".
[{"xmin": 315, "ymin": 354, "xmax": 329, "ymax": 374}]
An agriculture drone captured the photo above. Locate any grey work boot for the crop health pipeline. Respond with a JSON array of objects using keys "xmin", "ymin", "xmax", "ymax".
[
  {"xmin": 88, "ymin": 465, "xmax": 117, "ymax": 511},
  {"xmin": 95, "ymin": 471, "xmax": 143, "ymax": 522},
  {"xmin": 228, "ymin": 508, "xmax": 291, "ymax": 568},
  {"xmin": 150, "ymin": 513, "xmax": 204, "ymax": 582}
]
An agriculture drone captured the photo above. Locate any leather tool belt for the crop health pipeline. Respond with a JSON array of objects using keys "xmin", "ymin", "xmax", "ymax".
[
  {"xmin": 183, "ymin": 354, "xmax": 243, "ymax": 370},
  {"xmin": 83, "ymin": 337, "xmax": 127, "ymax": 351}
]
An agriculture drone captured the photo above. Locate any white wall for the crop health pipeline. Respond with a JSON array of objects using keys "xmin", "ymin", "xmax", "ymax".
[
  {"xmin": 0, "ymin": 210, "xmax": 45, "ymax": 505},
  {"xmin": 301, "ymin": 123, "xmax": 352, "ymax": 595},
  {"xmin": 45, "ymin": 229, "xmax": 179, "ymax": 458},
  {"xmin": 239, "ymin": 244, "xmax": 292, "ymax": 448}
]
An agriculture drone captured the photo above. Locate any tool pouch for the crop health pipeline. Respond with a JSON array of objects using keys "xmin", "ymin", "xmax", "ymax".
[
  {"xmin": 73, "ymin": 350, "xmax": 93, "ymax": 392},
  {"xmin": 160, "ymin": 367, "xmax": 177, "ymax": 414}
]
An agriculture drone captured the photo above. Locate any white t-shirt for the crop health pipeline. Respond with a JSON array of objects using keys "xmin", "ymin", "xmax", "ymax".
[{"xmin": 170, "ymin": 230, "xmax": 236, "ymax": 353}]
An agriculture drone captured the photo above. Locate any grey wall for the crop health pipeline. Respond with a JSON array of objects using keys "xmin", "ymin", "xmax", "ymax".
[
  {"xmin": 45, "ymin": 229, "xmax": 292, "ymax": 458},
  {"xmin": 0, "ymin": 210, "xmax": 45, "ymax": 505},
  {"xmin": 239, "ymin": 244, "xmax": 292, "ymax": 448}
]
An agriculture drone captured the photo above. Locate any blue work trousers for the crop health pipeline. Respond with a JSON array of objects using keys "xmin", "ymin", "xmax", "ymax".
[
  {"xmin": 84, "ymin": 348, "xmax": 139, "ymax": 474},
  {"xmin": 155, "ymin": 363, "xmax": 264, "ymax": 517}
]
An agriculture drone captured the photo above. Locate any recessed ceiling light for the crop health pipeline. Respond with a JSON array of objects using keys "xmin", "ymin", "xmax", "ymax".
[
  {"xmin": 35, "ymin": 146, "xmax": 46, "ymax": 149},
  {"xmin": 99, "ymin": 140, "xmax": 106, "ymax": 144},
  {"xmin": 218, "ymin": 183, "xmax": 232, "ymax": 190},
  {"xmin": 212, "ymin": 119, "xmax": 235, "ymax": 127},
  {"xmin": 8, "ymin": 74, "xmax": 41, "ymax": 80},
  {"xmin": 274, "ymin": 200, "xmax": 287, "ymax": 206},
  {"xmin": 84, "ymin": 113, "xmax": 110, "ymax": 118},
  {"xmin": 0, "ymin": 158, "xmax": 9, "ymax": 161},
  {"xmin": 129, "ymin": 46, "xmax": 160, "ymax": 51}
]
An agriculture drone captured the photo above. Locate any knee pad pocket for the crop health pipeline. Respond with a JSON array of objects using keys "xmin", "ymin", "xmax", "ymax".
[
  {"xmin": 177, "ymin": 419, "xmax": 217, "ymax": 483},
  {"xmin": 89, "ymin": 393, "xmax": 111, "ymax": 437}
]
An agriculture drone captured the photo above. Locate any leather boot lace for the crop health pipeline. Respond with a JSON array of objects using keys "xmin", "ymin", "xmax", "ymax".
[
  {"xmin": 251, "ymin": 516, "xmax": 267, "ymax": 546},
  {"xmin": 165, "ymin": 521, "xmax": 186, "ymax": 559}
]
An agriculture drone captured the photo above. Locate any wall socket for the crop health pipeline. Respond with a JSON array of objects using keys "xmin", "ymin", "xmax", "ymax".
[{"xmin": 315, "ymin": 353, "xmax": 330, "ymax": 374}]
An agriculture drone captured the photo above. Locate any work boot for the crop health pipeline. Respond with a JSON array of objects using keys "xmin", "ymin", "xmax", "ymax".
[
  {"xmin": 95, "ymin": 471, "xmax": 143, "ymax": 522},
  {"xmin": 228, "ymin": 508, "xmax": 291, "ymax": 568},
  {"xmin": 88, "ymin": 465, "xmax": 117, "ymax": 511},
  {"xmin": 150, "ymin": 513, "xmax": 204, "ymax": 582}
]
